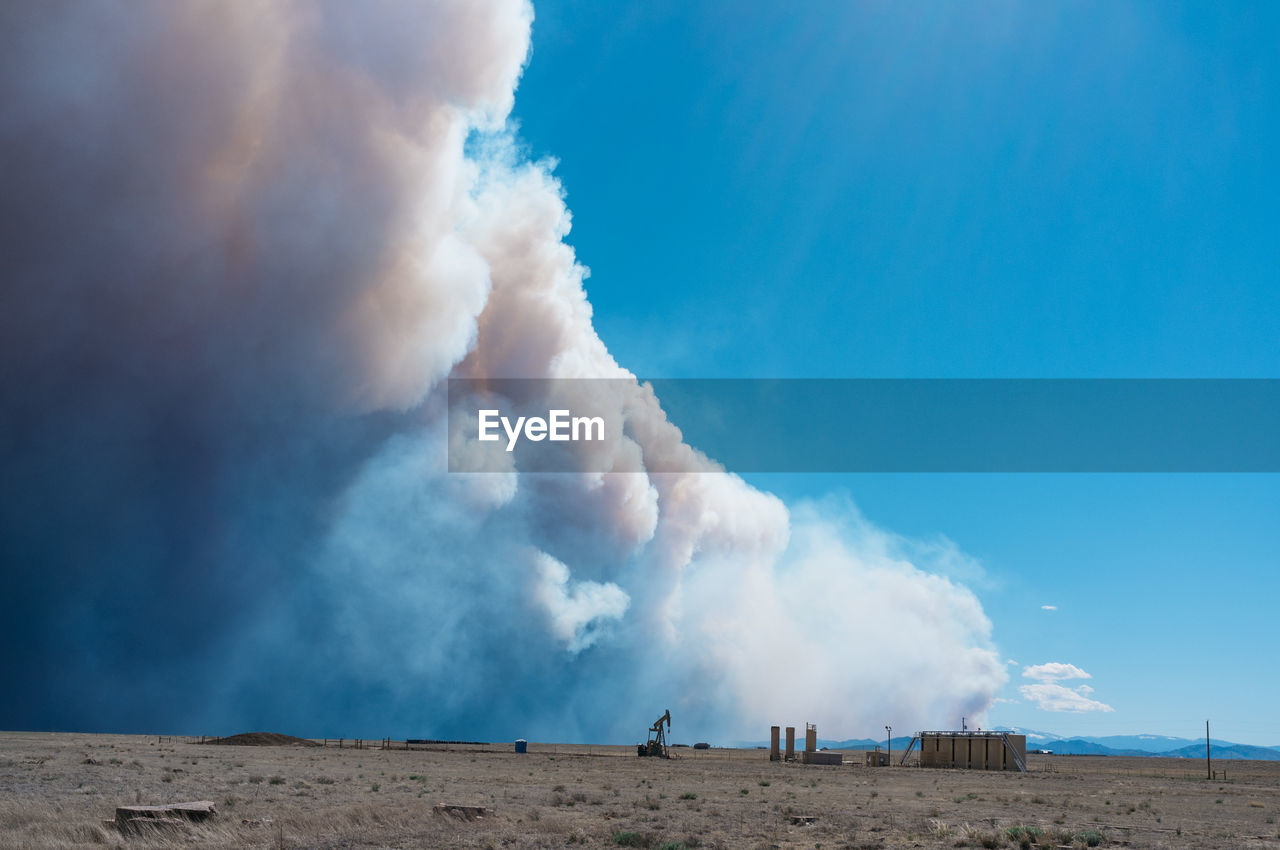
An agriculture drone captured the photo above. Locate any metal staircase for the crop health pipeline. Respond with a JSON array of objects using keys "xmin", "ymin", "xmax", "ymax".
[
  {"xmin": 1001, "ymin": 733, "xmax": 1027, "ymax": 773},
  {"xmin": 899, "ymin": 735, "xmax": 919, "ymax": 766}
]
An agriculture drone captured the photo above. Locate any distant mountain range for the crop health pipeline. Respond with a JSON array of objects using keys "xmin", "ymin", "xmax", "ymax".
[
  {"xmin": 996, "ymin": 728, "xmax": 1280, "ymax": 761},
  {"xmin": 732, "ymin": 729, "xmax": 1280, "ymax": 761}
]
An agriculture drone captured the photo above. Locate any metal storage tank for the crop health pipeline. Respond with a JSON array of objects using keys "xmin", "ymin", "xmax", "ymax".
[
  {"xmin": 1005, "ymin": 734, "xmax": 1027, "ymax": 770},
  {"xmin": 985, "ymin": 737, "xmax": 1003, "ymax": 771}
]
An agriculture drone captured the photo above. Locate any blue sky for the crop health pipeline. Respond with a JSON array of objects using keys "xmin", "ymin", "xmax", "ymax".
[{"xmin": 512, "ymin": 2, "xmax": 1280, "ymax": 744}]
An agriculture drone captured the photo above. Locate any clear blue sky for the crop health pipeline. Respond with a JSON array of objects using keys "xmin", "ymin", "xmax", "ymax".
[{"xmin": 511, "ymin": 1, "xmax": 1280, "ymax": 744}]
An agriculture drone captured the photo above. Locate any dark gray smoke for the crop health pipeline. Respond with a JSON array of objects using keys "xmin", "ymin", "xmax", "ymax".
[{"xmin": 0, "ymin": 0, "xmax": 1004, "ymax": 742}]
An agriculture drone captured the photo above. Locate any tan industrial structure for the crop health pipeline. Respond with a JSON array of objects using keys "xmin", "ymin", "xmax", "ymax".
[
  {"xmin": 865, "ymin": 749, "xmax": 890, "ymax": 766},
  {"xmin": 770, "ymin": 723, "xmax": 831, "ymax": 765},
  {"xmin": 915, "ymin": 732, "xmax": 1027, "ymax": 772}
]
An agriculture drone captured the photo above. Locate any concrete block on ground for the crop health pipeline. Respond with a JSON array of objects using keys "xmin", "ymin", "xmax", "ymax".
[
  {"xmin": 801, "ymin": 751, "xmax": 842, "ymax": 765},
  {"xmin": 115, "ymin": 801, "xmax": 215, "ymax": 832}
]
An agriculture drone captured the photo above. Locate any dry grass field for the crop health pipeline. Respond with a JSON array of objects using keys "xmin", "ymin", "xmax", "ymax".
[{"xmin": 2, "ymin": 732, "xmax": 1278, "ymax": 849}]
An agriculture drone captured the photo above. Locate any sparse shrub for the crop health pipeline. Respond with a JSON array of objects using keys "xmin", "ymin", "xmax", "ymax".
[
  {"xmin": 612, "ymin": 831, "xmax": 646, "ymax": 847},
  {"xmin": 370, "ymin": 782, "xmax": 380, "ymax": 792},
  {"xmin": 1076, "ymin": 829, "xmax": 1103, "ymax": 847},
  {"xmin": 1005, "ymin": 826, "xmax": 1041, "ymax": 848},
  {"xmin": 679, "ymin": 792, "xmax": 697, "ymax": 800},
  {"xmin": 315, "ymin": 776, "xmax": 335, "ymax": 785},
  {"xmin": 657, "ymin": 843, "xmax": 686, "ymax": 850},
  {"xmin": 758, "ymin": 780, "xmax": 770, "ymax": 787}
]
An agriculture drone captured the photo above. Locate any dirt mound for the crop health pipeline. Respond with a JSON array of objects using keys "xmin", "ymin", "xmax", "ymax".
[{"xmin": 202, "ymin": 732, "xmax": 319, "ymax": 747}]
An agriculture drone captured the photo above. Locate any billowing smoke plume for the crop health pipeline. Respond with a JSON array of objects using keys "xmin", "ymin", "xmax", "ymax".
[{"xmin": 0, "ymin": 1, "xmax": 1005, "ymax": 740}]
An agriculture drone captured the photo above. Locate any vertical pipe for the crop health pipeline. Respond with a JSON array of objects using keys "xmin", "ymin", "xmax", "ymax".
[{"xmin": 1206, "ymin": 720, "xmax": 1211, "ymax": 780}]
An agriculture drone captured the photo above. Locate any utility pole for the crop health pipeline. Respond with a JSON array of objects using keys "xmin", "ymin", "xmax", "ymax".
[
  {"xmin": 885, "ymin": 725, "xmax": 892, "ymax": 766},
  {"xmin": 961, "ymin": 717, "xmax": 966, "ymax": 732},
  {"xmin": 1206, "ymin": 720, "xmax": 1211, "ymax": 780}
]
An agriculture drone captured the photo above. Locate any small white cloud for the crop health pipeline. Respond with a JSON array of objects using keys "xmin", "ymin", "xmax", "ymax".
[
  {"xmin": 1019, "ymin": 683, "xmax": 1114, "ymax": 713},
  {"xmin": 1005, "ymin": 659, "xmax": 1019, "ymax": 666},
  {"xmin": 992, "ymin": 697, "xmax": 1020, "ymax": 705},
  {"xmin": 1041, "ymin": 604, "xmax": 1057, "ymax": 611},
  {"xmin": 1022, "ymin": 662, "xmax": 1090, "ymax": 682},
  {"xmin": 531, "ymin": 551, "xmax": 629, "ymax": 652}
]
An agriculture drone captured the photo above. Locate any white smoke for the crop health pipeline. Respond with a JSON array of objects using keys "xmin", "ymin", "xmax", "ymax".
[{"xmin": 1, "ymin": 0, "xmax": 1007, "ymax": 740}]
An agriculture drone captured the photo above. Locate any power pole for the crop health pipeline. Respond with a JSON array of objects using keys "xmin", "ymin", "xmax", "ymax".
[
  {"xmin": 885, "ymin": 725, "xmax": 892, "ymax": 766},
  {"xmin": 1206, "ymin": 720, "xmax": 1211, "ymax": 780}
]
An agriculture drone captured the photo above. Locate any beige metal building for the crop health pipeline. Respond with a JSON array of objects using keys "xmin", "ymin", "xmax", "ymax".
[{"xmin": 865, "ymin": 749, "xmax": 890, "ymax": 766}]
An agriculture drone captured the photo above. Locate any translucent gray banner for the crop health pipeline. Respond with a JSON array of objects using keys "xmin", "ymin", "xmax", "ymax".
[{"xmin": 447, "ymin": 379, "xmax": 1280, "ymax": 473}]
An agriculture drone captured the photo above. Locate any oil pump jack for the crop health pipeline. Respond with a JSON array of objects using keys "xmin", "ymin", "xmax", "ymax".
[{"xmin": 637, "ymin": 709, "xmax": 671, "ymax": 758}]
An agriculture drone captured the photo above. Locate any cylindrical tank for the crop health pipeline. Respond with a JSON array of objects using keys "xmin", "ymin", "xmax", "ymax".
[
  {"xmin": 770, "ymin": 726, "xmax": 781, "ymax": 761},
  {"xmin": 805, "ymin": 724, "xmax": 817, "ymax": 753},
  {"xmin": 785, "ymin": 727, "xmax": 796, "ymax": 761},
  {"xmin": 514, "ymin": 739, "xmax": 527, "ymax": 754}
]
